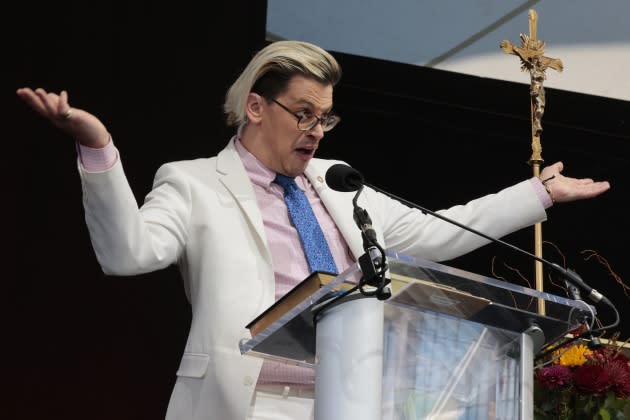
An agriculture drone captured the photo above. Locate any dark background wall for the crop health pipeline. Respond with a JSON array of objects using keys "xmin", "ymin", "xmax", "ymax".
[
  {"xmin": 6, "ymin": 2, "xmax": 630, "ymax": 419},
  {"xmin": 6, "ymin": 2, "xmax": 266, "ymax": 419}
]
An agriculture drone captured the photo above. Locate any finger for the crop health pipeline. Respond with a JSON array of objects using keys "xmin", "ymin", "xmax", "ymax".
[
  {"xmin": 46, "ymin": 92, "xmax": 71, "ymax": 121},
  {"xmin": 593, "ymin": 180, "xmax": 611, "ymax": 190},
  {"xmin": 46, "ymin": 92, "xmax": 61, "ymax": 116},
  {"xmin": 574, "ymin": 181, "xmax": 610, "ymax": 198},
  {"xmin": 16, "ymin": 87, "xmax": 36, "ymax": 100},
  {"xmin": 57, "ymin": 90, "xmax": 73, "ymax": 118},
  {"xmin": 582, "ymin": 182, "xmax": 611, "ymax": 198},
  {"xmin": 564, "ymin": 178, "xmax": 595, "ymax": 188},
  {"xmin": 18, "ymin": 88, "xmax": 50, "ymax": 116},
  {"xmin": 34, "ymin": 88, "xmax": 58, "ymax": 116},
  {"xmin": 58, "ymin": 90, "xmax": 69, "ymax": 112}
]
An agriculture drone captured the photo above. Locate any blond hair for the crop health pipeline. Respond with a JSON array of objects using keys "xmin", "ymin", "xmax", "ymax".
[{"xmin": 224, "ymin": 40, "xmax": 342, "ymax": 127}]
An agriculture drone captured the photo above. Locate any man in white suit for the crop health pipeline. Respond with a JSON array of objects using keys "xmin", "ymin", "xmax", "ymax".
[{"xmin": 17, "ymin": 40, "xmax": 609, "ymax": 420}]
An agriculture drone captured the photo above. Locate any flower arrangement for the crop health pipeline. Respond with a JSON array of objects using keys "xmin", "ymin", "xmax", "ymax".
[
  {"xmin": 534, "ymin": 337, "xmax": 630, "ymax": 419},
  {"xmin": 490, "ymin": 245, "xmax": 630, "ymax": 418}
]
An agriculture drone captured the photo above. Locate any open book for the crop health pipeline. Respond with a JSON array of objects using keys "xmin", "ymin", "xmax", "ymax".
[{"xmin": 246, "ymin": 271, "xmax": 356, "ymax": 337}]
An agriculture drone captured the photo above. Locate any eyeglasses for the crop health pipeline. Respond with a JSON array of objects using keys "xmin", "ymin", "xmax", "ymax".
[{"xmin": 270, "ymin": 98, "xmax": 340, "ymax": 132}]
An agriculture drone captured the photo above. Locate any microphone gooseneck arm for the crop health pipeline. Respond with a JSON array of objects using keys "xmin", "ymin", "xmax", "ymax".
[
  {"xmin": 365, "ymin": 181, "xmax": 613, "ymax": 308},
  {"xmin": 352, "ymin": 185, "xmax": 390, "ymax": 300},
  {"xmin": 366, "ymin": 180, "xmax": 620, "ymax": 349}
]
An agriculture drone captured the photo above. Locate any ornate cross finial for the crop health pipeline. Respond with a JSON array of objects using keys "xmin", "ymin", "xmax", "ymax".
[{"xmin": 500, "ymin": 9, "xmax": 563, "ymax": 161}]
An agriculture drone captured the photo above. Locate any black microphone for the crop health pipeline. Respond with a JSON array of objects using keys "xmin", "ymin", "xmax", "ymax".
[
  {"xmin": 560, "ymin": 278, "xmax": 601, "ymax": 349},
  {"xmin": 325, "ymin": 164, "xmax": 376, "ymax": 246},
  {"xmin": 564, "ymin": 278, "xmax": 582, "ymax": 301},
  {"xmin": 325, "ymin": 163, "xmax": 379, "ymax": 252},
  {"xmin": 325, "ymin": 163, "xmax": 364, "ymax": 192},
  {"xmin": 326, "ymin": 164, "xmax": 390, "ymax": 299},
  {"xmin": 325, "ymin": 163, "xmax": 612, "ymax": 307}
]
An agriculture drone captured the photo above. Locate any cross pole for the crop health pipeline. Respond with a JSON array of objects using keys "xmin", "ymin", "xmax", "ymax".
[{"xmin": 500, "ymin": 9, "xmax": 563, "ymax": 315}]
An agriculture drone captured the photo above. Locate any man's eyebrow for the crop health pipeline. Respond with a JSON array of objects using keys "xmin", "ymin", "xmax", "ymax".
[{"xmin": 293, "ymin": 99, "xmax": 334, "ymax": 114}]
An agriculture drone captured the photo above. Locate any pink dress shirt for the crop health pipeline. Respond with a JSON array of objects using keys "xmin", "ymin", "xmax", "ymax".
[{"xmin": 234, "ymin": 138, "xmax": 356, "ymax": 386}]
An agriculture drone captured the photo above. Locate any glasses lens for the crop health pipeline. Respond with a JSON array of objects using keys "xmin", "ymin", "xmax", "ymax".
[
  {"xmin": 297, "ymin": 114, "xmax": 340, "ymax": 132},
  {"xmin": 297, "ymin": 115, "xmax": 318, "ymax": 131},
  {"xmin": 322, "ymin": 115, "xmax": 340, "ymax": 132}
]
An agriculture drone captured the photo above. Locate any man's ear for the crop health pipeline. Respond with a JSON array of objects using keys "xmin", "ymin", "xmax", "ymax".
[{"xmin": 245, "ymin": 93, "xmax": 264, "ymax": 124}]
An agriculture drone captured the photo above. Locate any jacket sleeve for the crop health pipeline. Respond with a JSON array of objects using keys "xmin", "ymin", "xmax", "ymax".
[
  {"xmin": 79, "ymin": 159, "xmax": 191, "ymax": 276},
  {"xmin": 364, "ymin": 179, "xmax": 547, "ymax": 262}
]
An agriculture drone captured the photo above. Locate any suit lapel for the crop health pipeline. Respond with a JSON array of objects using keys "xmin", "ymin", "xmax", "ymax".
[
  {"xmin": 305, "ymin": 164, "xmax": 365, "ymax": 260},
  {"xmin": 216, "ymin": 139, "xmax": 270, "ymax": 259},
  {"xmin": 215, "ymin": 143, "xmax": 364, "ymax": 262}
]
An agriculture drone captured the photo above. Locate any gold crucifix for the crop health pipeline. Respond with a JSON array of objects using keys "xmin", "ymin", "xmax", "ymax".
[{"xmin": 500, "ymin": 9, "xmax": 563, "ymax": 315}]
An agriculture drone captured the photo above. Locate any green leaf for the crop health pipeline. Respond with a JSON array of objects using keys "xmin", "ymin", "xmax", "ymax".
[{"xmin": 597, "ymin": 407, "xmax": 611, "ymax": 420}]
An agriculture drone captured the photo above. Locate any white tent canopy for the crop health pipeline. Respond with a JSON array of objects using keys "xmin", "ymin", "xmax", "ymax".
[{"xmin": 267, "ymin": 0, "xmax": 630, "ymax": 102}]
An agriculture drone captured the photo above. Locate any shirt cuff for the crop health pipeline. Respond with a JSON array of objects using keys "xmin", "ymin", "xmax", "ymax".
[
  {"xmin": 529, "ymin": 177, "xmax": 553, "ymax": 209},
  {"xmin": 76, "ymin": 137, "xmax": 118, "ymax": 172}
]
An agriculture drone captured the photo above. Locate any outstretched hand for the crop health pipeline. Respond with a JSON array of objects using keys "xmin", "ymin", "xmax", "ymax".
[
  {"xmin": 539, "ymin": 161, "xmax": 610, "ymax": 203},
  {"xmin": 16, "ymin": 87, "xmax": 110, "ymax": 148}
]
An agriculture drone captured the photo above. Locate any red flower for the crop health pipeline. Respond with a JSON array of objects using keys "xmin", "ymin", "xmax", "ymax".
[
  {"xmin": 573, "ymin": 364, "xmax": 611, "ymax": 394},
  {"xmin": 537, "ymin": 365, "xmax": 572, "ymax": 389},
  {"xmin": 603, "ymin": 360, "xmax": 630, "ymax": 398}
]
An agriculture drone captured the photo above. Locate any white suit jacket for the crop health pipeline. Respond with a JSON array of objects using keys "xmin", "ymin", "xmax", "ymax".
[{"xmin": 78, "ymin": 137, "xmax": 547, "ymax": 420}]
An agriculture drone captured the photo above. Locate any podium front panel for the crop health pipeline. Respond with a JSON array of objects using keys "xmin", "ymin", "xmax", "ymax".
[{"xmin": 382, "ymin": 301, "xmax": 523, "ymax": 419}]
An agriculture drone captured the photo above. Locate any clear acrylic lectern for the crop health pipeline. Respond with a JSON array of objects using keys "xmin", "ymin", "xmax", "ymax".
[{"xmin": 240, "ymin": 251, "xmax": 593, "ymax": 419}]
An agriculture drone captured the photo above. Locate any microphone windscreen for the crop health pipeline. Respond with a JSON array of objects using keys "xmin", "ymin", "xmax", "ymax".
[{"xmin": 325, "ymin": 163, "xmax": 364, "ymax": 192}]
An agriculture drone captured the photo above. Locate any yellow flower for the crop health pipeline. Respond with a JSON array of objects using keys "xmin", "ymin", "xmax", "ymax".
[{"xmin": 555, "ymin": 344, "xmax": 592, "ymax": 367}]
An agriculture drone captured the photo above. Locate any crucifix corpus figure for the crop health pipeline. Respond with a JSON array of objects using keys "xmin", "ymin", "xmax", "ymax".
[{"xmin": 500, "ymin": 9, "xmax": 563, "ymax": 149}]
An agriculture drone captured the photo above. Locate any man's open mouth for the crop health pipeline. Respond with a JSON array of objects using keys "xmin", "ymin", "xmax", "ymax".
[{"xmin": 296, "ymin": 147, "xmax": 315, "ymax": 157}]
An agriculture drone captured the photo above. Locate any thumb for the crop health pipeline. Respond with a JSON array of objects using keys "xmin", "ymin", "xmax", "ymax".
[
  {"xmin": 550, "ymin": 161, "xmax": 564, "ymax": 174},
  {"xmin": 540, "ymin": 161, "xmax": 563, "ymax": 180}
]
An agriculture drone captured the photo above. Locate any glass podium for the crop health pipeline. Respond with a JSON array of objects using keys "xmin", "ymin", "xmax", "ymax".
[{"xmin": 240, "ymin": 251, "xmax": 593, "ymax": 419}]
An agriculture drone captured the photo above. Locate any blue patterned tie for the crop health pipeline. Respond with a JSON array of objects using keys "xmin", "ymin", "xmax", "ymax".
[{"xmin": 274, "ymin": 174, "xmax": 338, "ymax": 274}]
